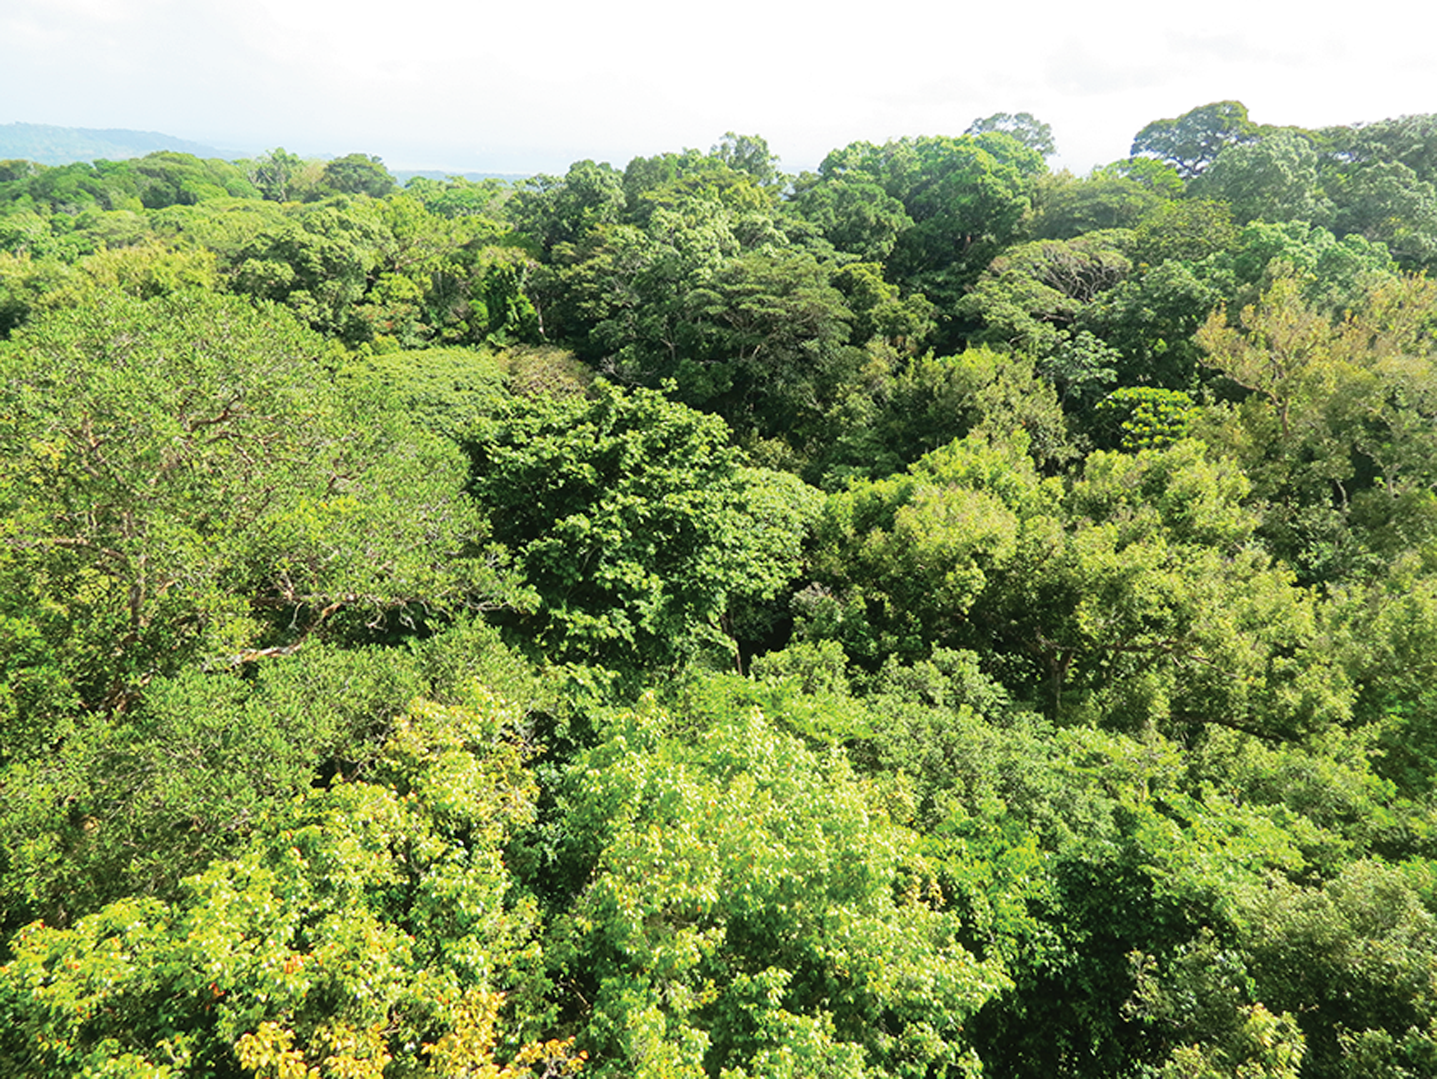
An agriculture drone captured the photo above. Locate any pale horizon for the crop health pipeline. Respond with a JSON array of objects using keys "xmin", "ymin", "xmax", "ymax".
[{"xmin": 4, "ymin": 0, "xmax": 1434, "ymax": 178}]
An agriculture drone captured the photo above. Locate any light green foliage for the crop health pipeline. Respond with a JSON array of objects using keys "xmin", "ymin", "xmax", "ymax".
[
  {"xmin": 547, "ymin": 697, "xmax": 1007, "ymax": 1078},
  {"xmin": 966, "ymin": 112, "xmax": 1056, "ymax": 159},
  {"xmin": 0, "ymin": 691, "xmax": 575, "ymax": 1078},
  {"xmin": 805, "ymin": 434, "xmax": 1349, "ymax": 737},
  {"xmin": 148, "ymin": 196, "xmax": 292, "ymax": 262},
  {"xmin": 622, "ymin": 148, "xmax": 777, "ymax": 232},
  {"xmin": 1323, "ymin": 114, "xmax": 1437, "ymax": 187},
  {"xmin": 804, "ymin": 431, "xmax": 1063, "ymax": 668},
  {"xmin": 244, "ymin": 147, "xmax": 307, "ymax": 202},
  {"xmin": 0, "ymin": 154, "xmax": 258, "ymax": 263},
  {"xmin": 860, "ymin": 702, "xmax": 1320, "ymax": 1076},
  {"xmin": 1186, "ymin": 724, "xmax": 1424, "ymax": 875},
  {"xmin": 0, "ymin": 250, "xmax": 78, "ymax": 334},
  {"xmin": 404, "ymin": 173, "xmax": 511, "ymax": 219},
  {"xmin": 1094, "ymin": 387, "xmax": 1197, "ymax": 451},
  {"xmin": 1, "ymin": 161, "xmax": 140, "ymax": 219},
  {"xmin": 0, "ymin": 288, "xmax": 514, "ymax": 733},
  {"xmin": 710, "ymin": 132, "xmax": 783, "ymax": 188},
  {"xmin": 1035, "ymin": 442, "xmax": 1347, "ymax": 735},
  {"xmin": 674, "ymin": 652, "xmax": 871, "ymax": 747},
  {"xmin": 1196, "ymin": 273, "xmax": 1437, "ymax": 577},
  {"xmin": 0, "ymin": 242, "xmax": 219, "ymax": 339},
  {"xmin": 467, "ymin": 384, "xmax": 821, "ymax": 672},
  {"xmin": 1214, "ymin": 220, "xmax": 1398, "ymax": 315},
  {"xmin": 1095, "ymin": 156, "xmax": 1187, "ymax": 198},
  {"xmin": 341, "ymin": 344, "xmax": 510, "ymax": 437}
]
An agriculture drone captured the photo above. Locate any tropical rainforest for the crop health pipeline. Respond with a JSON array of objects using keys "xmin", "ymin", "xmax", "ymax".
[{"xmin": 4, "ymin": 100, "xmax": 1437, "ymax": 1078}]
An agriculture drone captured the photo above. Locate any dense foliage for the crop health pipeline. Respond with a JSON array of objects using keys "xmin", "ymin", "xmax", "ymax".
[{"xmin": 5, "ymin": 105, "xmax": 1437, "ymax": 1077}]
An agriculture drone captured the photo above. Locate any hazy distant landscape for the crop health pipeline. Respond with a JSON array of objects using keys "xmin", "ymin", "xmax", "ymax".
[{"xmin": 0, "ymin": 121, "xmax": 235, "ymax": 165}]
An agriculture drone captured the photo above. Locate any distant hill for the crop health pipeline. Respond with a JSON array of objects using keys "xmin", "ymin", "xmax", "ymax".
[
  {"xmin": 0, "ymin": 123, "xmax": 237, "ymax": 165},
  {"xmin": 0, "ymin": 126, "xmax": 536, "ymax": 180},
  {"xmin": 393, "ymin": 169, "xmax": 531, "ymax": 184}
]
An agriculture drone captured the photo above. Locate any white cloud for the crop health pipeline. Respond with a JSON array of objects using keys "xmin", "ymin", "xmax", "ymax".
[{"xmin": 2, "ymin": 0, "xmax": 1435, "ymax": 174}]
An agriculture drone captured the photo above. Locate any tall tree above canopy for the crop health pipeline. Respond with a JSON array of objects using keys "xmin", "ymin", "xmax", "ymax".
[
  {"xmin": 1132, "ymin": 101, "xmax": 1258, "ymax": 180},
  {"xmin": 967, "ymin": 112, "xmax": 1057, "ymax": 159},
  {"xmin": 317, "ymin": 152, "xmax": 395, "ymax": 198},
  {"xmin": 710, "ymin": 131, "xmax": 782, "ymax": 188},
  {"xmin": 245, "ymin": 147, "xmax": 306, "ymax": 202},
  {"xmin": 1029, "ymin": 171, "xmax": 1163, "ymax": 239},
  {"xmin": 786, "ymin": 173, "xmax": 912, "ymax": 261},
  {"xmin": 1321, "ymin": 113, "xmax": 1437, "ymax": 183},
  {"xmin": 887, "ymin": 135, "xmax": 1042, "ymax": 295},
  {"xmin": 509, "ymin": 159, "xmax": 626, "ymax": 256}
]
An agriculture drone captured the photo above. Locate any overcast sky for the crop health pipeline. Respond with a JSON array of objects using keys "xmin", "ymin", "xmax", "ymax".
[{"xmin": 4, "ymin": 0, "xmax": 1434, "ymax": 177}]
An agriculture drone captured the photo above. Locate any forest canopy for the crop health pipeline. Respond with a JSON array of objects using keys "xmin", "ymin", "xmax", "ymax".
[{"xmin": 5, "ymin": 103, "xmax": 1437, "ymax": 1078}]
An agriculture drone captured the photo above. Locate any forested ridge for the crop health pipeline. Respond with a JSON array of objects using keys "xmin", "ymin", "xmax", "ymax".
[{"xmin": 4, "ymin": 101, "xmax": 1437, "ymax": 1077}]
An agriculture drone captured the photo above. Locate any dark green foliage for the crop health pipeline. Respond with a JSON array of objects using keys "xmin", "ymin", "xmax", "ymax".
[
  {"xmin": 1131, "ymin": 100, "xmax": 1258, "ymax": 180},
  {"xmin": 318, "ymin": 152, "xmax": 396, "ymax": 198},
  {"xmin": 1030, "ymin": 170, "xmax": 1163, "ymax": 239},
  {"xmin": 1080, "ymin": 259, "xmax": 1222, "ymax": 388},
  {"xmin": 1192, "ymin": 129, "xmax": 1333, "ymax": 226},
  {"xmin": 467, "ymin": 383, "xmax": 820, "ymax": 673}
]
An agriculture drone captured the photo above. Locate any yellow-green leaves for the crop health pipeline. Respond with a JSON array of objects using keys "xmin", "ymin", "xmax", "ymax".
[
  {"xmin": 0, "ymin": 693, "xmax": 552, "ymax": 1078},
  {"xmin": 550, "ymin": 700, "xmax": 1007, "ymax": 1078}
]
